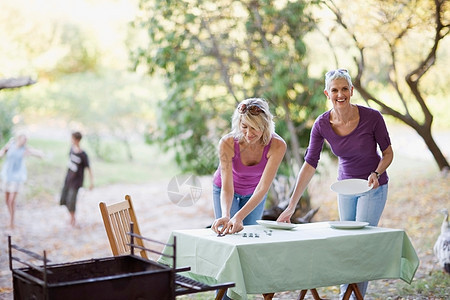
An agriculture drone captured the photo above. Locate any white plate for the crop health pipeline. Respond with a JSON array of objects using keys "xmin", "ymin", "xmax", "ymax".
[
  {"xmin": 330, "ymin": 179, "xmax": 372, "ymax": 195},
  {"xmin": 256, "ymin": 220, "xmax": 296, "ymax": 230},
  {"xmin": 329, "ymin": 221, "xmax": 369, "ymax": 229}
]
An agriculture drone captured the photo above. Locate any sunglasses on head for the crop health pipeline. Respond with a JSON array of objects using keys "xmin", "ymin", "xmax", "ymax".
[
  {"xmin": 237, "ymin": 103, "xmax": 264, "ymax": 115},
  {"xmin": 326, "ymin": 68, "xmax": 349, "ymax": 77}
]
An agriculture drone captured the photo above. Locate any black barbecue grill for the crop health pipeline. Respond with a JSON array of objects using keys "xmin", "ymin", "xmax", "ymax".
[{"xmin": 9, "ymin": 229, "xmax": 234, "ymax": 300}]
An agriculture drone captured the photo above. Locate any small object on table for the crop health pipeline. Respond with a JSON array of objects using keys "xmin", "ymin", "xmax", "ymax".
[
  {"xmin": 329, "ymin": 221, "xmax": 369, "ymax": 229},
  {"xmin": 257, "ymin": 220, "xmax": 297, "ymax": 230}
]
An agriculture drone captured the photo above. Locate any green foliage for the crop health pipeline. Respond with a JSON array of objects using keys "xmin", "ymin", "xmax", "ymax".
[
  {"xmin": 396, "ymin": 270, "xmax": 450, "ymax": 299},
  {"xmin": 132, "ymin": 0, "xmax": 326, "ymax": 176},
  {"xmin": 25, "ymin": 137, "xmax": 180, "ymax": 199},
  {"xmin": 0, "ymin": 92, "xmax": 16, "ymax": 143},
  {"xmin": 1, "ymin": 0, "xmax": 134, "ymax": 80},
  {"xmin": 7, "ymin": 71, "xmax": 160, "ymax": 161},
  {"xmin": 1, "ymin": 1, "xmax": 159, "ymax": 165},
  {"xmin": 52, "ymin": 23, "xmax": 101, "ymax": 77}
]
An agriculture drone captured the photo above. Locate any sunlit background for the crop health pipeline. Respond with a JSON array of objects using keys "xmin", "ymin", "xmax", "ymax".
[{"xmin": 0, "ymin": 0, "xmax": 449, "ymax": 298}]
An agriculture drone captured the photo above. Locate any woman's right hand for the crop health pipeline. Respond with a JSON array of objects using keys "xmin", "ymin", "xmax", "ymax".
[
  {"xmin": 276, "ymin": 206, "xmax": 295, "ymax": 223},
  {"xmin": 211, "ymin": 217, "xmax": 230, "ymax": 234}
]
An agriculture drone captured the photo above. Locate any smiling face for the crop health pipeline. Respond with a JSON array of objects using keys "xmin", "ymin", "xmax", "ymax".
[
  {"xmin": 239, "ymin": 119, "xmax": 263, "ymax": 145},
  {"xmin": 324, "ymin": 78, "xmax": 354, "ymax": 109}
]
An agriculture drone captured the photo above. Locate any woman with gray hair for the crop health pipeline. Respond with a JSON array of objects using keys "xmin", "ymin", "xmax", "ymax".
[
  {"xmin": 211, "ymin": 98, "xmax": 286, "ymax": 236},
  {"xmin": 277, "ymin": 69, "xmax": 394, "ymax": 299}
]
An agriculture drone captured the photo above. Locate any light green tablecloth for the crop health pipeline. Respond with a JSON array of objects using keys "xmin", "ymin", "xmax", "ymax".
[{"xmin": 159, "ymin": 222, "xmax": 419, "ymax": 300}]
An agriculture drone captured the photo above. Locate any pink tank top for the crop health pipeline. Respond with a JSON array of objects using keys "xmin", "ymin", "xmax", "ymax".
[{"xmin": 213, "ymin": 138, "xmax": 272, "ymax": 195}]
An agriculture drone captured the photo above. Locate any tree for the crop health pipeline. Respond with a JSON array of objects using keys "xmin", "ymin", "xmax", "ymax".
[
  {"xmin": 132, "ymin": 0, "xmax": 330, "ymax": 213},
  {"xmin": 132, "ymin": 0, "xmax": 325, "ymax": 178},
  {"xmin": 322, "ymin": 0, "xmax": 449, "ymax": 172},
  {"xmin": 0, "ymin": 77, "xmax": 36, "ymax": 143}
]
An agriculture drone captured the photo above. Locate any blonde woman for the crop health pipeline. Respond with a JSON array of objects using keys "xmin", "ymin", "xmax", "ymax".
[{"xmin": 211, "ymin": 98, "xmax": 286, "ymax": 236}]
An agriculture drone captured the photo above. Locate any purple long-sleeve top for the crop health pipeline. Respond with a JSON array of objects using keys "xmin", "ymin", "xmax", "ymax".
[{"xmin": 304, "ymin": 105, "xmax": 391, "ymax": 185}]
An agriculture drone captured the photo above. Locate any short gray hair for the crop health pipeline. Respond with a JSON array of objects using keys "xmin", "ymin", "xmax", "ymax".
[{"xmin": 324, "ymin": 69, "xmax": 353, "ymax": 91}]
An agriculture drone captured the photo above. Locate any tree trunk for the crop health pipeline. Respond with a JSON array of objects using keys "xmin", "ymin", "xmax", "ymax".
[
  {"xmin": 412, "ymin": 122, "xmax": 449, "ymax": 172},
  {"xmin": 282, "ymin": 100, "xmax": 302, "ymax": 168},
  {"xmin": 281, "ymin": 100, "xmax": 312, "ymax": 212}
]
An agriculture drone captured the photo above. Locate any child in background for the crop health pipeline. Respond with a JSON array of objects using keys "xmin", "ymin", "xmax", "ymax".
[
  {"xmin": 0, "ymin": 134, "xmax": 44, "ymax": 229},
  {"xmin": 60, "ymin": 131, "xmax": 94, "ymax": 227}
]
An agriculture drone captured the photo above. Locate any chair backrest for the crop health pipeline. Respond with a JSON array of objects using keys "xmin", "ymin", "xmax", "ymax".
[{"xmin": 99, "ymin": 195, "xmax": 148, "ymax": 259}]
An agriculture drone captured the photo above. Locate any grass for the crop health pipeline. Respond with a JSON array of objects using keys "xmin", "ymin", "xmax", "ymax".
[
  {"xmin": 396, "ymin": 270, "xmax": 450, "ymax": 299},
  {"xmin": 23, "ymin": 137, "xmax": 180, "ymax": 201}
]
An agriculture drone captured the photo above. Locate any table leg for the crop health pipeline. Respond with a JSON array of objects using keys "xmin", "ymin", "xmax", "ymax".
[
  {"xmin": 298, "ymin": 289, "xmax": 323, "ymax": 300},
  {"xmin": 310, "ymin": 288, "xmax": 323, "ymax": 300},
  {"xmin": 298, "ymin": 290, "xmax": 308, "ymax": 300},
  {"xmin": 342, "ymin": 283, "xmax": 364, "ymax": 300},
  {"xmin": 263, "ymin": 293, "xmax": 275, "ymax": 300},
  {"xmin": 350, "ymin": 283, "xmax": 363, "ymax": 300}
]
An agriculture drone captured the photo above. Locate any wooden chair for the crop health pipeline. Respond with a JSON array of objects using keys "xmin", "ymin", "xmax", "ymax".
[
  {"xmin": 99, "ymin": 195, "xmax": 148, "ymax": 259},
  {"xmin": 99, "ymin": 195, "xmax": 233, "ymax": 300}
]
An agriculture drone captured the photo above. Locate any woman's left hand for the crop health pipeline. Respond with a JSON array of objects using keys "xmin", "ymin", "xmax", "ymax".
[
  {"xmin": 212, "ymin": 216, "xmax": 244, "ymax": 235},
  {"xmin": 225, "ymin": 216, "xmax": 244, "ymax": 234},
  {"xmin": 211, "ymin": 217, "xmax": 230, "ymax": 234},
  {"xmin": 368, "ymin": 173, "xmax": 380, "ymax": 189}
]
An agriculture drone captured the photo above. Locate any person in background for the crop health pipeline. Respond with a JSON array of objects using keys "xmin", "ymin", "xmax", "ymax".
[
  {"xmin": 0, "ymin": 133, "xmax": 44, "ymax": 229},
  {"xmin": 211, "ymin": 98, "xmax": 286, "ymax": 235},
  {"xmin": 277, "ymin": 69, "xmax": 394, "ymax": 299},
  {"xmin": 60, "ymin": 131, "xmax": 94, "ymax": 227}
]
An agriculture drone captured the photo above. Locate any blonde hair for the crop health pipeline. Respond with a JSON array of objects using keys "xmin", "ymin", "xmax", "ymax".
[{"xmin": 230, "ymin": 98, "xmax": 275, "ymax": 145}]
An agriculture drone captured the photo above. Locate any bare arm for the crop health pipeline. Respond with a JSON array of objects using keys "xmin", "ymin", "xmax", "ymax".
[
  {"xmin": 25, "ymin": 147, "xmax": 45, "ymax": 158},
  {"xmin": 0, "ymin": 145, "xmax": 7, "ymax": 157},
  {"xmin": 0, "ymin": 139, "xmax": 13, "ymax": 157},
  {"xmin": 277, "ymin": 162, "xmax": 316, "ymax": 223},
  {"xmin": 219, "ymin": 138, "xmax": 235, "ymax": 218},
  {"xmin": 211, "ymin": 136, "xmax": 235, "ymax": 234},
  {"xmin": 368, "ymin": 145, "xmax": 393, "ymax": 189},
  {"xmin": 86, "ymin": 167, "xmax": 94, "ymax": 190}
]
